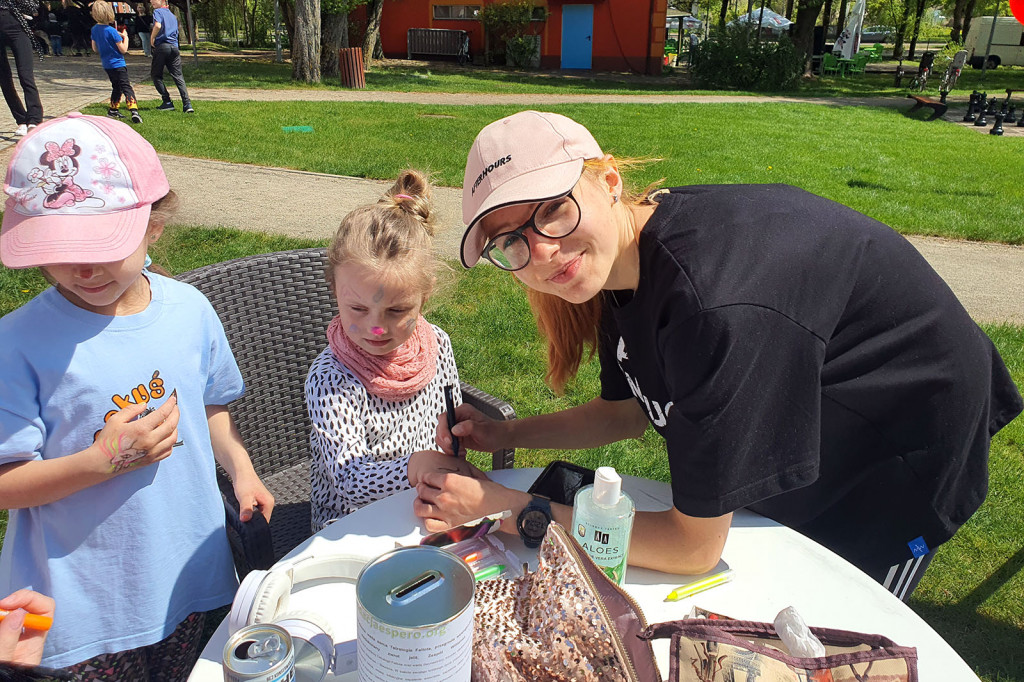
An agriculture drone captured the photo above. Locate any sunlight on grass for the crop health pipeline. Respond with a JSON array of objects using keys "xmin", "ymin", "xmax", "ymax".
[{"xmin": 90, "ymin": 100, "xmax": 1024, "ymax": 245}]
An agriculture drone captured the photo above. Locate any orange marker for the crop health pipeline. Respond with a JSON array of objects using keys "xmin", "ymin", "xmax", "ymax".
[
  {"xmin": 460, "ymin": 551, "xmax": 482, "ymax": 565},
  {"xmin": 0, "ymin": 609, "xmax": 53, "ymax": 631}
]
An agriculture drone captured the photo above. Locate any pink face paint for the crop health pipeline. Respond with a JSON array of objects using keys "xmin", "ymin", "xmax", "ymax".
[{"xmin": 371, "ymin": 326, "xmax": 385, "ymax": 336}]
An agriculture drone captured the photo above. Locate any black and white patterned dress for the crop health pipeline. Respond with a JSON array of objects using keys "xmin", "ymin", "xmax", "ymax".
[{"xmin": 305, "ymin": 324, "xmax": 461, "ymax": 532}]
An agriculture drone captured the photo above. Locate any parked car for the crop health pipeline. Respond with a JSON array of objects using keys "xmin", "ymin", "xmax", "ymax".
[{"xmin": 861, "ymin": 26, "xmax": 894, "ymax": 43}]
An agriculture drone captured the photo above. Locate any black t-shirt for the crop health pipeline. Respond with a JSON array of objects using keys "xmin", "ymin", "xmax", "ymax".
[{"xmin": 599, "ymin": 184, "xmax": 1022, "ymax": 558}]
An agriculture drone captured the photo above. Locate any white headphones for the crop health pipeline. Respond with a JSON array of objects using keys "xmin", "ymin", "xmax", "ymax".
[{"xmin": 228, "ymin": 552, "xmax": 372, "ymax": 678}]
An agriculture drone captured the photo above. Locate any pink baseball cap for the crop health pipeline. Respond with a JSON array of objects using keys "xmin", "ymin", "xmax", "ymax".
[
  {"xmin": 1, "ymin": 112, "xmax": 170, "ymax": 269},
  {"xmin": 460, "ymin": 110, "xmax": 603, "ymax": 268}
]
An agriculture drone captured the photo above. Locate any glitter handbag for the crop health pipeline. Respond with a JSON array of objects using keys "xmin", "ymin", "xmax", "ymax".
[
  {"xmin": 639, "ymin": 619, "xmax": 918, "ymax": 682},
  {"xmin": 472, "ymin": 522, "xmax": 660, "ymax": 682}
]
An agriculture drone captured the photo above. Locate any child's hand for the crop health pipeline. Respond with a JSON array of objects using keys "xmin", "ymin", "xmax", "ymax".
[
  {"xmin": 92, "ymin": 394, "xmax": 180, "ymax": 474},
  {"xmin": 407, "ymin": 450, "xmax": 486, "ymax": 487},
  {"xmin": 0, "ymin": 589, "xmax": 55, "ymax": 667},
  {"xmin": 435, "ymin": 403, "xmax": 509, "ymax": 456},
  {"xmin": 233, "ymin": 475, "xmax": 275, "ymax": 523}
]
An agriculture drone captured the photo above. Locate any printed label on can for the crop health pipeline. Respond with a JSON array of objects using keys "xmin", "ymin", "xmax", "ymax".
[{"xmin": 356, "ymin": 602, "xmax": 473, "ymax": 681}]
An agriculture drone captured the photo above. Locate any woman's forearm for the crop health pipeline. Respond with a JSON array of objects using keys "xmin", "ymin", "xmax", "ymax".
[{"xmin": 504, "ymin": 396, "xmax": 647, "ymax": 450}]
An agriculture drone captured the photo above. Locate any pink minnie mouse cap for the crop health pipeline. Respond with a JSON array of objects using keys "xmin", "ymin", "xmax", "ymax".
[
  {"xmin": 460, "ymin": 110, "xmax": 603, "ymax": 268},
  {"xmin": 1, "ymin": 112, "xmax": 169, "ymax": 268}
]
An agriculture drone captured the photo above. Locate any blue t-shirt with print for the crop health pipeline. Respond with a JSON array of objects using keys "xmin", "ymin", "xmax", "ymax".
[
  {"xmin": 152, "ymin": 6, "xmax": 178, "ymax": 46},
  {"xmin": 0, "ymin": 274, "xmax": 243, "ymax": 669},
  {"xmin": 91, "ymin": 23, "xmax": 126, "ymax": 69}
]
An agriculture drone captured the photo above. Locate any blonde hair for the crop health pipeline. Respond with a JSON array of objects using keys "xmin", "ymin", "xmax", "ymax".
[
  {"xmin": 326, "ymin": 169, "xmax": 439, "ymax": 300},
  {"xmin": 529, "ymin": 157, "xmax": 661, "ymax": 393},
  {"xmin": 91, "ymin": 0, "xmax": 115, "ymax": 24}
]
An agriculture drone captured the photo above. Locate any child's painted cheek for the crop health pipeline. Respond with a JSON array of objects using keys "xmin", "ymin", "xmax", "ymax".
[
  {"xmin": 404, "ymin": 318, "xmax": 417, "ymax": 332},
  {"xmin": 348, "ymin": 324, "xmax": 359, "ymax": 334}
]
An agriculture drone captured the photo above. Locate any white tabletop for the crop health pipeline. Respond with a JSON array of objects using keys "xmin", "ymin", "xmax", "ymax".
[{"xmin": 190, "ymin": 468, "xmax": 979, "ymax": 681}]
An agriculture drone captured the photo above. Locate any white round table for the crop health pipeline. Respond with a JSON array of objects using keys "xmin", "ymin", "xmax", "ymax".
[{"xmin": 189, "ymin": 468, "xmax": 979, "ymax": 681}]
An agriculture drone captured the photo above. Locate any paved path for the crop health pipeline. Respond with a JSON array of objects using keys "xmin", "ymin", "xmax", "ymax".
[{"xmin": 2, "ymin": 55, "xmax": 1022, "ymax": 324}]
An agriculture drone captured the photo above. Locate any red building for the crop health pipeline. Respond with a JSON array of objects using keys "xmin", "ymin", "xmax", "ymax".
[{"xmin": 367, "ymin": 0, "xmax": 668, "ymax": 75}]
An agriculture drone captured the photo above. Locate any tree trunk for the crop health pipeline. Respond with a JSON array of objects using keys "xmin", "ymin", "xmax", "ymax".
[
  {"xmin": 792, "ymin": 0, "xmax": 825, "ymax": 73},
  {"xmin": 907, "ymin": 0, "xmax": 926, "ymax": 60},
  {"xmin": 362, "ymin": 0, "xmax": 383, "ymax": 68},
  {"xmin": 892, "ymin": 0, "xmax": 912, "ymax": 60},
  {"xmin": 836, "ymin": 0, "xmax": 847, "ymax": 35},
  {"xmin": 821, "ymin": 0, "xmax": 834, "ymax": 45},
  {"xmin": 950, "ymin": 0, "xmax": 968, "ymax": 42},
  {"xmin": 719, "ymin": 0, "xmax": 729, "ymax": 28},
  {"xmin": 321, "ymin": 11, "xmax": 347, "ymax": 77},
  {"xmin": 292, "ymin": 0, "xmax": 321, "ymax": 82},
  {"xmin": 961, "ymin": 0, "xmax": 976, "ymax": 45},
  {"xmin": 785, "ymin": 0, "xmax": 794, "ymax": 19}
]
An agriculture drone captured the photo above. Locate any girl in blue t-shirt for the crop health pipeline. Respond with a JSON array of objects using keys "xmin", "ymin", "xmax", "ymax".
[
  {"xmin": 0, "ymin": 114, "xmax": 275, "ymax": 681},
  {"xmin": 89, "ymin": 0, "xmax": 141, "ymax": 123}
]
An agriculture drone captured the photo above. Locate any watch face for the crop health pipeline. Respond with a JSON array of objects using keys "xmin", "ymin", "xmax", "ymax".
[{"xmin": 519, "ymin": 509, "xmax": 549, "ymax": 540}]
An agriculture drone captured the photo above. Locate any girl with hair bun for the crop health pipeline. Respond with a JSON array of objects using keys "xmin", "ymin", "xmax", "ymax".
[{"xmin": 305, "ymin": 169, "xmax": 479, "ymax": 531}]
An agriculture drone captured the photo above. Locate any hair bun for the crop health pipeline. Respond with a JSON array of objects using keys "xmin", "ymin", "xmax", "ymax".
[{"xmin": 385, "ymin": 170, "xmax": 436, "ymax": 237}]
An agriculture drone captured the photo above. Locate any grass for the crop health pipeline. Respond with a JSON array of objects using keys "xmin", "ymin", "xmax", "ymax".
[
  {"xmin": 85, "ymin": 100, "xmax": 1024, "ymax": 245},
  {"xmin": 1, "ymin": 225, "xmax": 1021, "ymax": 679},
  {"xmin": 178, "ymin": 57, "xmax": 1024, "ymax": 99}
]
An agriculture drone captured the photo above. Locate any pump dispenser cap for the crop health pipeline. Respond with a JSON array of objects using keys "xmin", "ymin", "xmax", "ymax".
[{"xmin": 593, "ymin": 467, "xmax": 622, "ymax": 507}]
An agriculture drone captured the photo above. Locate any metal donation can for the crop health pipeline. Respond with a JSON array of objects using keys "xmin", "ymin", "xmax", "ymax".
[
  {"xmin": 356, "ymin": 545, "xmax": 475, "ymax": 682},
  {"xmin": 223, "ymin": 623, "xmax": 296, "ymax": 682}
]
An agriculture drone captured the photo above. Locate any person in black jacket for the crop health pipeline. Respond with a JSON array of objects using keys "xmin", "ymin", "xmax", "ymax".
[{"xmin": 0, "ymin": 0, "xmax": 43, "ymax": 135}]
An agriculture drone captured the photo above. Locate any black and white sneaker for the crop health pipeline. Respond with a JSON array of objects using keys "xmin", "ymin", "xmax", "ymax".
[
  {"xmin": 157, "ymin": 101, "xmax": 175, "ymax": 111},
  {"xmin": 107, "ymin": 108, "xmax": 125, "ymax": 119},
  {"xmin": 130, "ymin": 110, "xmax": 143, "ymax": 124},
  {"xmin": 183, "ymin": 105, "xmax": 195, "ymax": 114}
]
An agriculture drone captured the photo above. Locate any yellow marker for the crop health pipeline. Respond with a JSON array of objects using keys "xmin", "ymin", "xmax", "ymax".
[
  {"xmin": 664, "ymin": 568, "xmax": 734, "ymax": 602},
  {"xmin": 0, "ymin": 609, "xmax": 53, "ymax": 631}
]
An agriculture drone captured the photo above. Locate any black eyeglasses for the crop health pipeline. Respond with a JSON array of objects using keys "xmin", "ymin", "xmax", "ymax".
[{"xmin": 480, "ymin": 192, "xmax": 582, "ymax": 271}]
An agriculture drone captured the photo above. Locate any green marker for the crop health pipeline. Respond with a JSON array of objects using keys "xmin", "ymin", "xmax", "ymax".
[{"xmin": 473, "ymin": 564, "xmax": 505, "ymax": 582}]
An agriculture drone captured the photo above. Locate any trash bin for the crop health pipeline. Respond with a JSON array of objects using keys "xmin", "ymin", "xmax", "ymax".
[{"xmin": 339, "ymin": 47, "xmax": 366, "ymax": 89}]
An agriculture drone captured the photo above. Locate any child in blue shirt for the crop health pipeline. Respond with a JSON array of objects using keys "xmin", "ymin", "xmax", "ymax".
[
  {"xmin": 0, "ymin": 113, "xmax": 275, "ymax": 680},
  {"xmin": 89, "ymin": 0, "xmax": 141, "ymax": 123}
]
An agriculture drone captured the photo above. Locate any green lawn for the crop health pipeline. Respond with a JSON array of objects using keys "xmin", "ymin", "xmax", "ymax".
[
  {"xmin": 1, "ymin": 226, "xmax": 1021, "ymax": 679},
  {"xmin": 87, "ymin": 100, "xmax": 1024, "ymax": 244},
  {"xmin": 178, "ymin": 57, "xmax": 1024, "ymax": 100}
]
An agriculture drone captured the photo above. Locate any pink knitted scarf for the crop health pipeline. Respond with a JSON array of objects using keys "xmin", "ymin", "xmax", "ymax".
[{"xmin": 327, "ymin": 315, "xmax": 439, "ymax": 402}]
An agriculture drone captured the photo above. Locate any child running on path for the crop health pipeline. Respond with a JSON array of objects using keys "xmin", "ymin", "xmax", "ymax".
[
  {"xmin": 149, "ymin": 0, "xmax": 192, "ymax": 113},
  {"xmin": 90, "ymin": 0, "xmax": 141, "ymax": 123},
  {"xmin": 305, "ymin": 169, "xmax": 479, "ymax": 531},
  {"xmin": 0, "ymin": 113, "xmax": 275, "ymax": 680}
]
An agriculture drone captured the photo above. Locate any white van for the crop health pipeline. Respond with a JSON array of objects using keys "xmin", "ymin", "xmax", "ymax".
[{"xmin": 963, "ymin": 16, "xmax": 1024, "ymax": 68}]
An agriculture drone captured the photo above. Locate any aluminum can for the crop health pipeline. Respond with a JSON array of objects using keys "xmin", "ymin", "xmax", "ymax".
[
  {"xmin": 356, "ymin": 545, "xmax": 475, "ymax": 682},
  {"xmin": 223, "ymin": 623, "xmax": 296, "ymax": 682},
  {"xmin": 273, "ymin": 615, "xmax": 332, "ymax": 682}
]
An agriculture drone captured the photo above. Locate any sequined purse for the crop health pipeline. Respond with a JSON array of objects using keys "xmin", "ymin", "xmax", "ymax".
[
  {"xmin": 472, "ymin": 522, "xmax": 660, "ymax": 682},
  {"xmin": 639, "ymin": 619, "xmax": 918, "ymax": 682}
]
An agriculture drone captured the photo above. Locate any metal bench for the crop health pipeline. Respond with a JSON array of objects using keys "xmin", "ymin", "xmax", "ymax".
[{"xmin": 407, "ymin": 28, "xmax": 469, "ymax": 63}]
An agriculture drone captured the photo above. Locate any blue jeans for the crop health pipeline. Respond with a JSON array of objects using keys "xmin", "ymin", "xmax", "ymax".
[{"xmin": 49, "ymin": 34, "xmax": 62, "ymax": 55}]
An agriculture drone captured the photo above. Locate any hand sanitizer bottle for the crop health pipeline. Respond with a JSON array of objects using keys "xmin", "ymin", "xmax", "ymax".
[{"xmin": 571, "ymin": 466, "xmax": 635, "ymax": 584}]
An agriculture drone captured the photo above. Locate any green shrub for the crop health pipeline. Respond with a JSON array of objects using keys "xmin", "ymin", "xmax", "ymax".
[{"xmin": 691, "ymin": 24, "xmax": 804, "ymax": 91}]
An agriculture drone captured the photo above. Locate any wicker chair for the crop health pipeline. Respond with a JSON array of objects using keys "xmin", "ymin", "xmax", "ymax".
[{"xmin": 177, "ymin": 248, "xmax": 516, "ymax": 574}]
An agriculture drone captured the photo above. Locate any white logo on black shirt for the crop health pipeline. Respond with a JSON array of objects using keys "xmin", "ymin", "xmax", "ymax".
[{"xmin": 616, "ymin": 337, "xmax": 673, "ymax": 428}]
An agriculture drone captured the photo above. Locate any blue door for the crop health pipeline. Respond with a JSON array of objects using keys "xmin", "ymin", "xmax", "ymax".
[{"xmin": 561, "ymin": 4, "xmax": 593, "ymax": 69}]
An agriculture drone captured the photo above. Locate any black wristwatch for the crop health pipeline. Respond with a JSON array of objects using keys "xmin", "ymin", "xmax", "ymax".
[{"xmin": 516, "ymin": 496, "xmax": 552, "ymax": 549}]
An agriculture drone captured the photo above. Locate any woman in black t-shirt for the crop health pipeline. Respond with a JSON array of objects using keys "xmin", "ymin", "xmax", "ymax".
[{"xmin": 413, "ymin": 111, "xmax": 1023, "ymax": 600}]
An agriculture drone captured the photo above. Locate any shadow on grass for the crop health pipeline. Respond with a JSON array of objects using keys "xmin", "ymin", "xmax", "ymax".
[{"xmin": 911, "ymin": 545, "xmax": 1024, "ymax": 681}]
